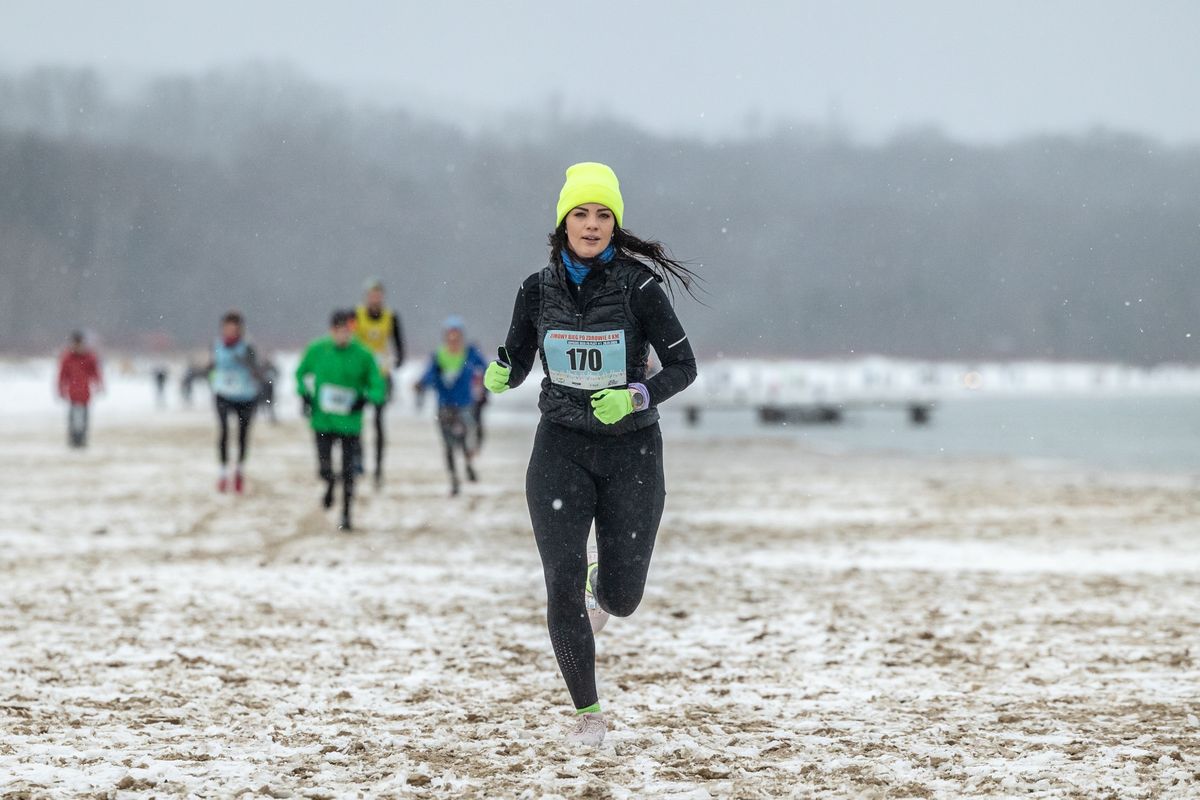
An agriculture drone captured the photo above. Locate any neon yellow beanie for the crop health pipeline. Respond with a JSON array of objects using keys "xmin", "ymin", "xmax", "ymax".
[{"xmin": 555, "ymin": 162, "xmax": 624, "ymax": 227}]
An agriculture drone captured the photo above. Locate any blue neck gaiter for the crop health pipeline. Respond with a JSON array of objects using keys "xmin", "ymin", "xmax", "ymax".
[{"xmin": 561, "ymin": 243, "xmax": 616, "ymax": 286}]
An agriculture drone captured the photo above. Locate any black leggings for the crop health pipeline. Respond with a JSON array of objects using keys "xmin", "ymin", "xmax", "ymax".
[
  {"xmin": 315, "ymin": 432, "xmax": 360, "ymax": 513},
  {"xmin": 472, "ymin": 399, "xmax": 486, "ymax": 452},
  {"xmin": 438, "ymin": 406, "xmax": 477, "ymax": 483},
  {"xmin": 368, "ymin": 403, "xmax": 385, "ymax": 476},
  {"xmin": 215, "ymin": 396, "xmax": 256, "ymax": 465},
  {"xmin": 367, "ymin": 373, "xmax": 393, "ymax": 477},
  {"xmin": 526, "ymin": 419, "xmax": 666, "ymax": 710}
]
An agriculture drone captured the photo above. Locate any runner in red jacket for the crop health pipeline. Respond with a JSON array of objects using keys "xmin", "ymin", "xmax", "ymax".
[{"xmin": 57, "ymin": 331, "xmax": 103, "ymax": 448}]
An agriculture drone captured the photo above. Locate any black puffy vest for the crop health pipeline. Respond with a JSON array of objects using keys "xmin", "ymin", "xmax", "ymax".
[{"xmin": 535, "ymin": 257, "xmax": 660, "ymax": 436}]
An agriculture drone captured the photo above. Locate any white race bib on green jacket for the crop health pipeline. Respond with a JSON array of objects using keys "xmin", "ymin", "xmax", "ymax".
[
  {"xmin": 319, "ymin": 383, "xmax": 357, "ymax": 415},
  {"xmin": 543, "ymin": 329, "xmax": 627, "ymax": 390}
]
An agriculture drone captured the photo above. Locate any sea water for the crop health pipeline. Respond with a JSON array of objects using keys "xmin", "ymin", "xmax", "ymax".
[{"xmin": 660, "ymin": 395, "xmax": 1200, "ymax": 473}]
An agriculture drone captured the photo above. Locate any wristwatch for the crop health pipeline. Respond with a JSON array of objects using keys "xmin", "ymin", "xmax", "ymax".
[{"xmin": 629, "ymin": 384, "xmax": 648, "ymax": 411}]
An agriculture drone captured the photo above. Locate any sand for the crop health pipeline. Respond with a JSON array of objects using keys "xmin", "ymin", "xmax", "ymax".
[{"xmin": 1, "ymin": 409, "xmax": 1198, "ymax": 799}]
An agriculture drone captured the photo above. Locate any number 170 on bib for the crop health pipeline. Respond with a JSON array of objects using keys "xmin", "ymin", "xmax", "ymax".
[{"xmin": 544, "ymin": 330, "xmax": 628, "ymax": 390}]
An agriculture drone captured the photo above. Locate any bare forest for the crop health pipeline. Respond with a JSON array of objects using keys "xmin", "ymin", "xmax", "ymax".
[{"xmin": 2, "ymin": 65, "xmax": 1197, "ymax": 363}]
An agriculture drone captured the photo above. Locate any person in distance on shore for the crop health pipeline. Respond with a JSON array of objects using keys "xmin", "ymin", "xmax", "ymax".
[
  {"xmin": 484, "ymin": 162, "xmax": 699, "ymax": 746},
  {"xmin": 258, "ymin": 354, "xmax": 280, "ymax": 424},
  {"xmin": 296, "ymin": 309, "xmax": 387, "ymax": 531},
  {"xmin": 413, "ymin": 315, "xmax": 488, "ymax": 497},
  {"xmin": 204, "ymin": 311, "xmax": 264, "ymax": 493},
  {"xmin": 353, "ymin": 277, "xmax": 406, "ymax": 489},
  {"xmin": 57, "ymin": 330, "xmax": 104, "ymax": 449}
]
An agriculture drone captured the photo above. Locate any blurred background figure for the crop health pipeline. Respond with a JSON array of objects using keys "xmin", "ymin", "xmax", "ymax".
[
  {"xmin": 296, "ymin": 309, "xmax": 387, "ymax": 530},
  {"xmin": 471, "ymin": 364, "xmax": 489, "ymax": 455},
  {"xmin": 204, "ymin": 310, "xmax": 264, "ymax": 494},
  {"xmin": 56, "ymin": 330, "xmax": 103, "ymax": 448},
  {"xmin": 353, "ymin": 277, "xmax": 406, "ymax": 489},
  {"xmin": 180, "ymin": 359, "xmax": 206, "ymax": 408},
  {"xmin": 414, "ymin": 315, "xmax": 487, "ymax": 496},
  {"xmin": 258, "ymin": 354, "xmax": 280, "ymax": 424},
  {"xmin": 152, "ymin": 365, "xmax": 169, "ymax": 409}
]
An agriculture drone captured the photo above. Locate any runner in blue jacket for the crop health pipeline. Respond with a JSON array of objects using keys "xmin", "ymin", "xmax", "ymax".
[{"xmin": 415, "ymin": 316, "xmax": 488, "ymax": 496}]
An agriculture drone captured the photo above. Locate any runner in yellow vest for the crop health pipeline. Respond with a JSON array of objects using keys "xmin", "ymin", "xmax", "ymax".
[{"xmin": 353, "ymin": 277, "xmax": 406, "ymax": 487}]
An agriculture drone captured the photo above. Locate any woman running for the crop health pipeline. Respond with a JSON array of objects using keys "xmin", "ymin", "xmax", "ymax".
[
  {"xmin": 206, "ymin": 310, "xmax": 264, "ymax": 493},
  {"xmin": 484, "ymin": 162, "xmax": 698, "ymax": 745}
]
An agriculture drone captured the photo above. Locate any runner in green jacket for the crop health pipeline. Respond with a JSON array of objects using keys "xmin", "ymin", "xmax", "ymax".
[{"xmin": 296, "ymin": 309, "xmax": 388, "ymax": 530}]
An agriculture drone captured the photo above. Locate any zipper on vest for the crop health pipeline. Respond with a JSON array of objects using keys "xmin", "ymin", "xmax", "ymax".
[{"xmin": 579, "ymin": 285, "xmax": 622, "ymax": 317}]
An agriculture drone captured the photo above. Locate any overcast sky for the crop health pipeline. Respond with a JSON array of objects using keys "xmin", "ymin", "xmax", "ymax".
[{"xmin": 3, "ymin": 0, "xmax": 1198, "ymax": 143}]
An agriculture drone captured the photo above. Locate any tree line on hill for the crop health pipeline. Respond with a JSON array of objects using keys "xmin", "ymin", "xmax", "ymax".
[{"xmin": 1, "ymin": 65, "xmax": 1196, "ymax": 364}]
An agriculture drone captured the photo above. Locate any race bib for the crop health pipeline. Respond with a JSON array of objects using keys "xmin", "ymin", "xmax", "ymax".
[
  {"xmin": 543, "ymin": 329, "xmax": 627, "ymax": 390},
  {"xmin": 319, "ymin": 383, "xmax": 357, "ymax": 415}
]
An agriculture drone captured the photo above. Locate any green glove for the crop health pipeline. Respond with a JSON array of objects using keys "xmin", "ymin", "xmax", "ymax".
[
  {"xmin": 590, "ymin": 388, "xmax": 633, "ymax": 425},
  {"xmin": 484, "ymin": 361, "xmax": 511, "ymax": 394}
]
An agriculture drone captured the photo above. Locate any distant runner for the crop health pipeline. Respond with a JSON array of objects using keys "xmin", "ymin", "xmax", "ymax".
[
  {"xmin": 353, "ymin": 277, "xmax": 405, "ymax": 488},
  {"xmin": 484, "ymin": 163, "xmax": 699, "ymax": 745},
  {"xmin": 258, "ymin": 355, "xmax": 280, "ymax": 424},
  {"xmin": 414, "ymin": 316, "xmax": 487, "ymax": 496},
  {"xmin": 205, "ymin": 311, "xmax": 264, "ymax": 494},
  {"xmin": 180, "ymin": 361, "xmax": 204, "ymax": 407},
  {"xmin": 57, "ymin": 331, "xmax": 104, "ymax": 449},
  {"xmin": 296, "ymin": 309, "xmax": 387, "ymax": 531},
  {"xmin": 153, "ymin": 366, "xmax": 168, "ymax": 409}
]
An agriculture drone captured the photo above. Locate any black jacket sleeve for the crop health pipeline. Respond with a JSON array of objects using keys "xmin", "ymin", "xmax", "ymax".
[
  {"xmin": 503, "ymin": 274, "xmax": 541, "ymax": 388},
  {"xmin": 243, "ymin": 343, "xmax": 266, "ymax": 384},
  {"xmin": 632, "ymin": 278, "xmax": 697, "ymax": 406}
]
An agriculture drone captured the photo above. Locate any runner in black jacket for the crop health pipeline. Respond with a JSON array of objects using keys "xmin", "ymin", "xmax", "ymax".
[{"xmin": 484, "ymin": 162, "xmax": 698, "ymax": 746}]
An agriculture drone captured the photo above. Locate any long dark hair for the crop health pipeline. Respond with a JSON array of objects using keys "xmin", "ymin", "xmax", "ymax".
[{"xmin": 548, "ymin": 223, "xmax": 703, "ymax": 301}]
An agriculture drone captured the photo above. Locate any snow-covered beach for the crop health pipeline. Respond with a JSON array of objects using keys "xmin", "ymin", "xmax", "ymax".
[{"xmin": 2, "ymin": 392, "xmax": 1198, "ymax": 798}]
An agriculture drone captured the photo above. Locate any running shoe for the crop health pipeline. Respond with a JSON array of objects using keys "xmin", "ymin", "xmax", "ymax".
[
  {"xmin": 465, "ymin": 463, "xmax": 478, "ymax": 483},
  {"xmin": 217, "ymin": 475, "xmax": 228, "ymax": 493},
  {"xmin": 339, "ymin": 511, "xmax": 353, "ymax": 532},
  {"xmin": 565, "ymin": 712, "xmax": 606, "ymax": 746},
  {"xmin": 585, "ymin": 549, "xmax": 609, "ymax": 634},
  {"xmin": 233, "ymin": 469, "xmax": 245, "ymax": 495}
]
